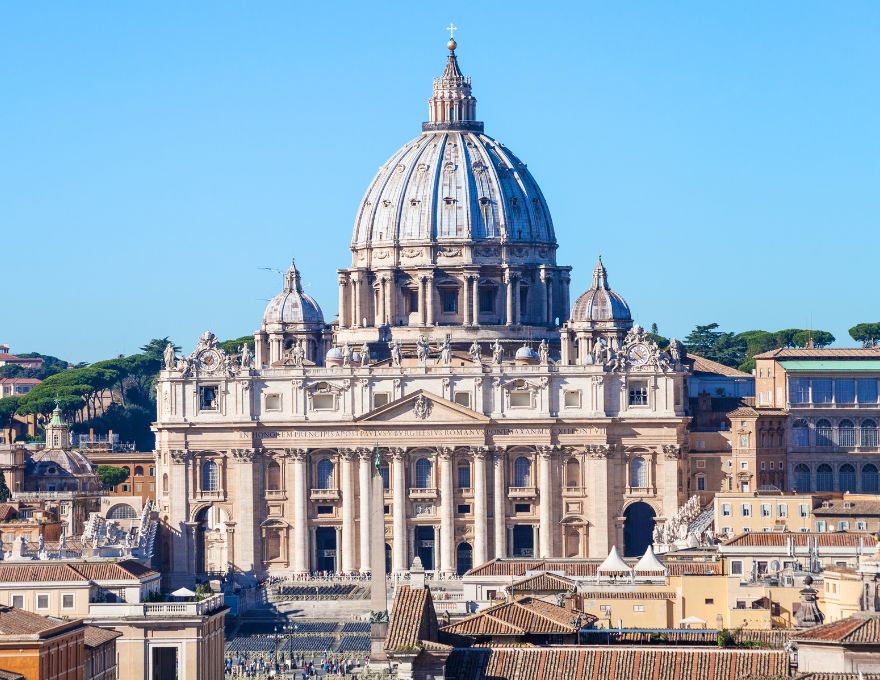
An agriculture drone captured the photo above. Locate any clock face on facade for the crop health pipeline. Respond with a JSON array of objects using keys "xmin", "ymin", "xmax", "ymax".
[
  {"xmin": 198, "ymin": 349, "xmax": 221, "ymax": 372},
  {"xmin": 627, "ymin": 344, "xmax": 650, "ymax": 366}
]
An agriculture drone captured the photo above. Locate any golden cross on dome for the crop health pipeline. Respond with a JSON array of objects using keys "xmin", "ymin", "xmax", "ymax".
[{"xmin": 446, "ymin": 23, "xmax": 458, "ymax": 39}]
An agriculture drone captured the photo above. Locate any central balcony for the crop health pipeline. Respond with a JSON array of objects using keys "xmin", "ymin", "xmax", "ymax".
[
  {"xmin": 310, "ymin": 488, "xmax": 340, "ymax": 501},
  {"xmin": 409, "ymin": 488, "xmax": 438, "ymax": 500},
  {"xmin": 508, "ymin": 486, "xmax": 538, "ymax": 500}
]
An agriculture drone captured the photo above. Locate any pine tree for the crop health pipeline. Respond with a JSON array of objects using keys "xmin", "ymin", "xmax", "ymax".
[{"xmin": 0, "ymin": 469, "xmax": 11, "ymax": 503}]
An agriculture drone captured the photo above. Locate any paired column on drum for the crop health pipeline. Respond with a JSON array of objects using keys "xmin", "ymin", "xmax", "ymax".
[
  {"xmin": 391, "ymin": 449, "xmax": 408, "ymax": 573},
  {"xmin": 538, "ymin": 446, "xmax": 554, "ymax": 558},
  {"xmin": 291, "ymin": 449, "xmax": 310, "ymax": 574},
  {"xmin": 358, "ymin": 449, "xmax": 372, "ymax": 573},
  {"xmin": 493, "ymin": 449, "xmax": 507, "ymax": 559},
  {"xmin": 472, "ymin": 448, "xmax": 488, "ymax": 567},
  {"xmin": 340, "ymin": 450, "xmax": 356, "ymax": 573},
  {"xmin": 438, "ymin": 448, "xmax": 455, "ymax": 574}
]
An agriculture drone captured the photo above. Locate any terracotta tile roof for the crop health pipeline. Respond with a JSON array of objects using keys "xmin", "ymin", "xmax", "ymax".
[
  {"xmin": 685, "ymin": 353, "xmax": 752, "ymax": 378},
  {"xmin": 83, "ymin": 625, "xmax": 122, "ymax": 648},
  {"xmin": 0, "ymin": 607, "xmax": 64, "ymax": 635},
  {"xmin": 71, "ymin": 560, "xmax": 159, "ymax": 581},
  {"xmin": 509, "ymin": 572, "xmax": 577, "ymax": 593},
  {"xmin": 0, "ymin": 505, "xmax": 17, "ymax": 522},
  {"xmin": 0, "ymin": 564, "xmax": 89, "ymax": 583},
  {"xmin": 0, "ymin": 670, "xmax": 25, "ymax": 680},
  {"xmin": 385, "ymin": 585, "xmax": 444, "ymax": 651},
  {"xmin": 813, "ymin": 499, "xmax": 880, "ymax": 516},
  {"xmin": 468, "ymin": 558, "xmax": 718, "ymax": 578},
  {"xmin": 742, "ymin": 675, "xmax": 880, "ymax": 680},
  {"xmin": 441, "ymin": 597, "xmax": 595, "ymax": 637},
  {"xmin": 726, "ymin": 405, "xmax": 787, "ymax": 417},
  {"xmin": 444, "ymin": 646, "xmax": 790, "ymax": 680},
  {"xmin": 721, "ymin": 531, "xmax": 872, "ymax": 548},
  {"xmin": 792, "ymin": 613, "xmax": 880, "ymax": 644},
  {"xmin": 665, "ymin": 562, "xmax": 720, "ymax": 576},
  {"xmin": 754, "ymin": 348, "xmax": 880, "ymax": 359},
  {"xmin": 580, "ymin": 591, "xmax": 677, "ymax": 600},
  {"xmin": 0, "ymin": 378, "xmax": 41, "ymax": 385}
]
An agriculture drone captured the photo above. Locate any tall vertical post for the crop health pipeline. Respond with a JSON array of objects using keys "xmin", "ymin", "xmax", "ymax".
[
  {"xmin": 493, "ymin": 449, "xmax": 507, "ymax": 559},
  {"xmin": 291, "ymin": 449, "xmax": 310, "ymax": 575},
  {"xmin": 369, "ymin": 446, "xmax": 389, "ymax": 666},
  {"xmin": 438, "ymin": 448, "xmax": 455, "ymax": 574},
  {"xmin": 340, "ymin": 450, "xmax": 355, "ymax": 573},
  {"xmin": 358, "ymin": 450, "xmax": 372, "ymax": 573},
  {"xmin": 538, "ymin": 447, "xmax": 554, "ymax": 558},
  {"xmin": 426, "ymin": 275, "xmax": 434, "ymax": 325},
  {"xmin": 473, "ymin": 448, "xmax": 488, "ymax": 567},
  {"xmin": 391, "ymin": 449, "xmax": 408, "ymax": 573}
]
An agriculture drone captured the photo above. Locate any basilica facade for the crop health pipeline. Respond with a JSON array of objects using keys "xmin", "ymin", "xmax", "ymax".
[{"xmin": 154, "ymin": 38, "xmax": 691, "ymax": 586}]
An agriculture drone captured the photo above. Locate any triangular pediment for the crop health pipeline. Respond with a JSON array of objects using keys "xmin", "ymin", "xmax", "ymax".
[{"xmin": 356, "ymin": 389, "xmax": 489, "ymax": 423}]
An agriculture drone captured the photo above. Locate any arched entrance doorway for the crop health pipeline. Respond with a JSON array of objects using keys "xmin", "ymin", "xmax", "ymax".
[
  {"xmin": 415, "ymin": 526, "xmax": 435, "ymax": 570},
  {"xmin": 315, "ymin": 527, "xmax": 337, "ymax": 572},
  {"xmin": 623, "ymin": 502, "xmax": 656, "ymax": 557},
  {"xmin": 456, "ymin": 543, "xmax": 473, "ymax": 575},
  {"xmin": 193, "ymin": 506, "xmax": 229, "ymax": 575},
  {"xmin": 512, "ymin": 525, "xmax": 534, "ymax": 558}
]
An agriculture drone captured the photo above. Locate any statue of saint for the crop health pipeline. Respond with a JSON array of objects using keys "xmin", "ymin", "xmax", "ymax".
[
  {"xmin": 388, "ymin": 340, "xmax": 402, "ymax": 367},
  {"xmin": 439, "ymin": 337, "xmax": 452, "ymax": 365},
  {"xmin": 239, "ymin": 343, "xmax": 253, "ymax": 370},
  {"xmin": 469, "ymin": 341, "xmax": 482, "ymax": 365},
  {"xmin": 538, "ymin": 339, "xmax": 549, "ymax": 364},
  {"xmin": 291, "ymin": 340, "xmax": 305, "ymax": 367},
  {"xmin": 342, "ymin": 342, "xmax": 352, "ymax": 367},
  {"xmin": 416, "ymin": 336, "xmax": 430, "ymax": 364},
  {"xmin": 360, "ymin": 342, "xmax": 370, "ymax": 366},
  {"xmin": 163, "ymin": 342, "xmax": 176, "ymax": 370},
  {"xmin": 491, "ymin": 340, "xmax": 504, "ymax": 365}
]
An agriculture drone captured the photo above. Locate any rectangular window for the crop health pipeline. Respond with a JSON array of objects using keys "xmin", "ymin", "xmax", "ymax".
[
  {"xmin": 696, "ymin": 460, "xmax": 706, "ymax": 469},
  {"xmin": 442, "ymin": 289, "xmax": 458, "ymax": 313},
  {"xmin": 741, "ymin": 504, "xmax": 752, "ymax": 517},
  {"xmin": 835, "ymin": 379, "xmax": 855, "ymax": 404},
  {"xmin": 799, "ymin": 504, "xmax": 809, "ymax": 518},
  {"xmin": 149, "ymin": 467, "xmax": 155, "ymax": 476},
  {"xmin": 36, "ymin": 594, "xmax": 49, "ymax": 610},
  {"xmin": 373, "ymin": 393, "xmax": 390, "ymax": 409},
  {"xmin": 510, "ymin": 391, "xmax": 531, "ymax": 408},
  {"xmin": 457, "ymin": 465, "xmax": 471, "ymax": 489},
  {"xmin": 812, "ymin": 379, "xmax": 833, "ymax": 403},
  {"xmin": 408, "ymin": 290, "xmax": 419, "ymax": 313},
  {"xmin": 122, "ymin": 484, "xmax": 130, "ymax": 492},
  {"xmin": 514, "ymin": 503, "xmax": 531, "ymax": 514},
  {"xmin": 858, "ymin": 379, "xmax": 879, "ymax": 404},
  {"xmin": 722, "ymin": 503, "xmax": 732, "ymax": 517},
  {"xmin": 760, "ymin": 461, "xmax": 766, "ymax": 470},
  {"xmin": 11, "ymin": 595, "xmax": 23, "ymax": 609},
  {"xmin": 633, "ymin": 605, "xmax": 645, "ymax": 612},
  {"xmin": 380, "ymin": 466, "xmax": 390, "ymax": 490},
  {"xmin": 135, "ymin": 482, "xmax": 142, "ymax": 492},
  {"xmin": 760, "ymin": 504, "xmax": 771, "ymax": 517},
  {"xmin": 313, "ymin": 394, "xmax": 335, "ymax": 410},
  {"xmin": 453, "ymin": 392, "xmax": 471, "ymax": 408},
  {"xmin": 816, "ymin": 520, "xmax": 826, "ymax": 532},
  {"xmin": 697, "ymin": 476, "xmax": 705, "ymax": 491},
  {"xmin": 265, "ymin": 394, "xmax": 281, "ymax": 411},
  {"xmin": 705, "ymin": 598, "xmax": 714, "ymax": 605},
  {"xmin": 777, "ymin": 504, "xmax": 788, "ymax": 518},
  {"xmin": 769, "ymin": 461, "xmax": 775, "ymax": 470},
  {"xmin": 739, "ymin": 434, "xmax": 749, "ymax": 447},
  {"xmin": 839, "ymin": 521, "xmax": 849, "ymax": 530},
  {"xmin": 740, "ymin": 462, "xmax": 748, "ymax": 469},
  {"xmin": 317, "ymin": 506, "xmax": 334, "ymax": 515},
  {"xmin": 457, "ymin": 504, "xmax": 471, "ymax": 515},
  {"xmin": 563, "ymin": 391, "xmax": 581, "ymax": 408},
  {"xmin": 790, "ymin": 378, "xmax": 810, "ymax": 404},
  {"xmin": 479, "ymin": 288, "xmax": 495, "ymax": 313},
  {"xmin": 62, "ymin": 594, "xmax": 74, "ymax": 609},
  {"xmin": 730, "ymin": 561, "xmax": 743, "ymax": 576},
  {"xmin": 628, "ymin": 381, "xmax": 648, "ymax": 406},
  {"xmin": 199, "ymin": 386, "xmax": 218, "ymax": 410},
  {"xmin": 856, "ymin": 521, "xmax": 867, "ymax": 530}
]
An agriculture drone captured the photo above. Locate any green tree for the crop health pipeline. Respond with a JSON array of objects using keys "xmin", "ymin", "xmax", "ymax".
[
  {"xmin": 849, "ymin": 322, "xmax": 880, "ymax": 347},
  {"xmin": 0, "ymin": 469, "xmax": 11, "ymax": 502},
  {"xmin": 683, "ymin": 323, "xmax": 723, "ymax": 357},
  {"xmin": 647, "ymin": 323, "xmax": 669, "ymax": 349},
  {"xmin": 683, "ymin": 323, "xmax": 747, "ymax": 368},
  {"xmin": 140, "ymin": 338, "xmax": 180, "ymax": 359},
  {"xmin": 219, "ymin": 335, "xmax": 255, "ymax": 354},
  {"xmin": 96, "ymin": 465, "xmax": 130, "ymax": 488},
  {"xmin": 792, "ymin": 330, "xmax": 835, "ymax": 348}
]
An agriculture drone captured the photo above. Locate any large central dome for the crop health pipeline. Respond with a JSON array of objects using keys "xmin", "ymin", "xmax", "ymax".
[{"xmin": 334, "ymin": 38, "xmax": 572, "ymax": 351}]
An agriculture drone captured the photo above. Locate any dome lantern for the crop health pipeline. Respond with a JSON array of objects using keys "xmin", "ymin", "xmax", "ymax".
[{"xmin": 423, "ymin": 36, "xmax": 482, "ymax": 133}]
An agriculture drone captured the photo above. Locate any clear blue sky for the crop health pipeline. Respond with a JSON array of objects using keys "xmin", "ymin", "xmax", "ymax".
[{"xmin": 2, "ymin": 2, "xmax": 878, "ymax": 363}]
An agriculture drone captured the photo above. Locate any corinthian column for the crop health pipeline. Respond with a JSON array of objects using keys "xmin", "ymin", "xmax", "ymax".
[
  {"xmin": 461, "ymin": 276, "xmax": 471, "ymax": 325},
  {"xmin": 473, "ymin": 448, "xmax": 488, "ymax": 567},
  {"xmin": 358, "ymin": 449, "xmax": 372, "ymax": 573},
  {"xmin": 492, "ymin": 449, "xmax": 507, "ymax": 559},
  {"xmin": 340, "ymin": 450, "xmax": 355, "ymax": 573},
  {"xmin": 538, "ymin": 447, "xmax": 554, "ymax": 558},
  {"xmin": 291, "ymin": 449, "xmax": 310, "ymax": 574},
  {"xmin": 391, "ymin": 449, "xmax": 408, "ymax": 573},
  {"xmin": 438, "ymin": 448, "xmax": 455, "ymax": 574},
  {"xmin": 376, "ymin": 278, "xmax": 386, "ymax": 327},
  {"xmin": 337, "ymin": 274, "xmax": 348, "ymax": 328},
  {"xmin": 504, "ymin": 273, "xmax": 514, "ymax": 326},
  {"xmin": 472, "ymin": 274, "xmax": 480, "ymax": 326},
  {"xmin": 425, "ymin": 275, "xmax": 434, "ymax": 326}
]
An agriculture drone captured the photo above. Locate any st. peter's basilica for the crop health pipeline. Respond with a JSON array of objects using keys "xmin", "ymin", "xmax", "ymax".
[{"xmin": 154, "ymin": 37, "xmax": 690, "ymax": 586}]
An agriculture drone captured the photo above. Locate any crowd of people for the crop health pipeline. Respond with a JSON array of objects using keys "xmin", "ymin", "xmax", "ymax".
[{"xmin": 225, "ymin": 652, "xmax": 371, "ymax": 678}]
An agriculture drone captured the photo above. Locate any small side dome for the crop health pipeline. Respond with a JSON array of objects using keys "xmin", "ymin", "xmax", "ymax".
[
  {"xmin": 514, "ymin": 345, "xmax": 539, "ymax": 365},
  {"xmin": 570, "ymin": 257, "xmax": 631, "ymax": 323},
  {"xmin": 263, "ymin": 260, "xmax": 324, "ymax": 327},
  {"xmin": 325, "ymin": 347, "xmax": 344, "ymax": 366}
]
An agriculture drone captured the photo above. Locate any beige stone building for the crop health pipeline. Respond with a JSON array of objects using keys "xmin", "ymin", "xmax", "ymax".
[{"xmin": 153, "ymin": 37, "xmax": 692, "ymax": 587}]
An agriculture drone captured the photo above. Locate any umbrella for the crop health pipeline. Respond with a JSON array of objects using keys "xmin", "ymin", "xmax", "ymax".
[{"xmin": 171, "ymin": 587, "xmax": 196, "ymax": 598}]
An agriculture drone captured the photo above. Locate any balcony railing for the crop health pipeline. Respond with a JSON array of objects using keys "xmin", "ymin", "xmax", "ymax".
[
  {"xmin": 265, "ymin": 489, "xmax": 286, "ymax": 499},
  {"xmin": 409, "ymin": 488, "xmax": 438, "ymax": 500},
  {"xmin": 508, "ymin": 486, "xmax": 538, "ymax": 499},
  {"xmin": 193, "ymin": 490, "xmax": 224, "ymax": 501},
  {"xmin": 310, "ymin": 488, "xmax": 340, "ymax": 501},
  {"xmin": 88, "ymin": 593, "xmax": 225, "ymax": 619}
]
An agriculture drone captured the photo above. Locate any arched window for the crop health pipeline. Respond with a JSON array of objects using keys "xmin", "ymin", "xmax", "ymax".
[
  {"xmin": 415, "ymin": 458, "xmax": 432, "ymax": 489},
  {"xmin": 862, "ymin": 464, "xmax": 879, "ymax": 494},
  {"xmin": 316, "ymin": 459, "xmax": 334, "ymax": 489},
  {"xmin": 267, "ymin": 460, "xmax": 281, "ymax": 491},
  {"xmin": 514, "ymin": 457, "xmax": 531, "ymax": 487},
  {"xmin": 862, "ymin": 419, "xmax": 878, "ymax": 447},
  {"xmin": 816, "ymin": 464, "xmax": 833, "ymax": 492},
  {"xmin": 630, "ymin": 457, "xmax": 648, "ymax": 488},
  {"xmin": 795, "ymin": 464, "xmax": 811, "ymax": 492},
  {"xmin": 838, "ymin": 420, "xmax": 856, "ymax": 447},
  {"xmin": 565, "ymin": 459, "xmax": 580, "ymax": 488},
  {"xmin": 792, "ymin": 419, "xmax": 809, "ymax": 447},
  {"xmin": 815, "ymin": 420, "xmax": 833, "ymax": 447},
  {"xmin": 456, "ymin": 542, "xmax": 473, "ymax": 576},
  {"xmin": 202, "ymin": 460, "xmax": 219, "ymax": 491},
  {"xmin": 134, "ymin": 466, "xmax": 144, "ymax": 476},
  {"xmin": 106, "ymin": 504, "xmax": 138, "ymax": 520},
  {"xmin": 839, "ymin": 464, "xmax": 856, "ymax": 493}
]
